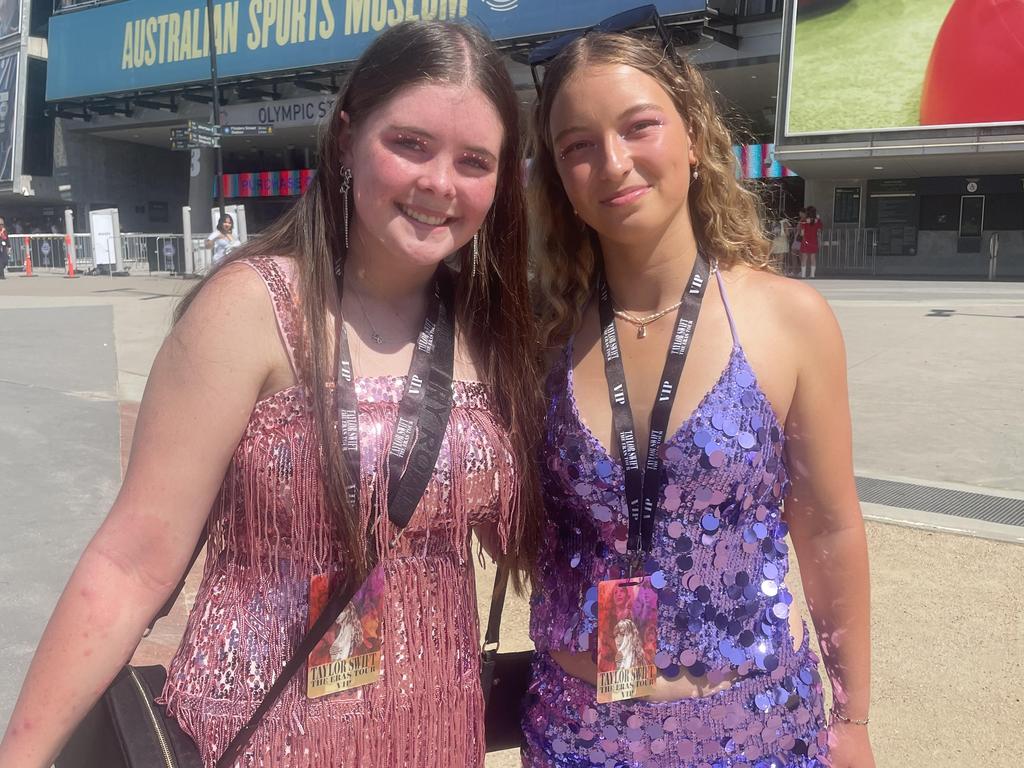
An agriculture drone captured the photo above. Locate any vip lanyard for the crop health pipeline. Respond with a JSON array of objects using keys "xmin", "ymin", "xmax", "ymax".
[
  {"xmin": 334, "ymin": 266, "xmax": 456, "ymax": 529},
  {"xmin": 598, "ymin": 254, "xmax": 711, "ymax": 559}
]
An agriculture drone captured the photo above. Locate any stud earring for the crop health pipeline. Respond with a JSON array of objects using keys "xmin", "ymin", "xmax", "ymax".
[{"xmin": 340, "ymin": 165, "xmax": 353, "ymax": 249}]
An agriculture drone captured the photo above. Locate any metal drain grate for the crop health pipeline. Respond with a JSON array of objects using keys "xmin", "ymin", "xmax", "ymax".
[{"xmin": 855, "ymin": 477, "xmax": 1024, "ymax": 528}]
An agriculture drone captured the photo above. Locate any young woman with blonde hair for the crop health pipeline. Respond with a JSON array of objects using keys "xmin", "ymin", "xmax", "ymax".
[{"xmin": 524, "ymin": 29, "xmax": 873, "ymax": 768}]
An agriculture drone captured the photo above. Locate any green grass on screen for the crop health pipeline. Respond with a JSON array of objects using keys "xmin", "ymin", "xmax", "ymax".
[{"xmin": 788, "ymin": 0, "xmax": 955, "ymax": 134}]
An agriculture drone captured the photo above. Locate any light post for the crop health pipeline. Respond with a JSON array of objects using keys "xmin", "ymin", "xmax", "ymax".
[{"xmin": 206, "ymin": 0, "xmax": 226, "ymax": 220}]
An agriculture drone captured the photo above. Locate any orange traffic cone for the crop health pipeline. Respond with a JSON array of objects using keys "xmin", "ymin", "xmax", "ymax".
[
  {"xmin": 64, "ymin": 235, "xmax": 79, "ymax": 278},
  {"xmin": 23, "ymin": 237, "xmax": 36, "ymax": 277}
]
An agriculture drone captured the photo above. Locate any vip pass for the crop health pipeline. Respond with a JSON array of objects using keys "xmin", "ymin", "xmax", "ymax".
[{"xmin": 594, "ymin": 255, "xmax": 711, "ymax": 704}]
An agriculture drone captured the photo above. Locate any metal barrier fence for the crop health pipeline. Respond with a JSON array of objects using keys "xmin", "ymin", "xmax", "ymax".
[
  {"xmin": 4, "ymin": 233, "xmax": 201, "ymax": 275},
  {"xmin": 122, "ymin": 233, "xmax": 189, "ymax": 274},
  {"xmin": 817, "ymin": 228, "xmax": 878, "ymax": 276},
  {"xmin": 6, "ymin": 234, "xmax": 95, "ymax": 273},
  {"xmin": 191, "ymin": 237, "xmax": 215, "ymax": 276}
]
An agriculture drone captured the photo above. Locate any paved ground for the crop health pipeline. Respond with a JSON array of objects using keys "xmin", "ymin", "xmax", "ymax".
[{"xmin": 1, "ymin": 272, "xmax": 1022, "ymax": 767}]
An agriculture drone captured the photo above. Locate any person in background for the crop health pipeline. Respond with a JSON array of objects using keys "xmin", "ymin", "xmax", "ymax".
[
  {"xmin": 770, "ymin": 214, "xmax": 792, "ymax": 273},
  {"xmin": 0, "ymin": 217, "xmax": 8, "ymax": 279},
  {"xmin": 206, "ymin": 213, "xmax": 239, "ymax": 266},
  {"xmin": 799, "ymin": 205, "xmax": 824, "ymax": 279}
]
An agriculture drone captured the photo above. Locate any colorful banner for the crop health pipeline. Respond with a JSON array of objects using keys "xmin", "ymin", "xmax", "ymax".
[
  {"xmin": 733, "ymin": 143, "xmax": 796, "ymax": 180},
  {"xmin": 48, "ymin": 0, "xmax": 707, "ymax": 101},
  {"xmin": 216, "ymin": 168, "xmax": 316, "ymax": 197},
  {"xmin": 785, "ymin": 0, "xmax": 1024, "ymax": 135}
]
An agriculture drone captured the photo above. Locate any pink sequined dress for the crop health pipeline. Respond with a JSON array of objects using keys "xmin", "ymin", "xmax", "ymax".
[{"xmin": 159, "ymin": 257, "xmax": 519, "ymax": 767}]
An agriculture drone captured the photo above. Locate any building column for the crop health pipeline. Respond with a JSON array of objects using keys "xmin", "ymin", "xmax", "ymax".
[{"xmin": 187, "ymin": 148, "xmax": 217, "ymax": 237}]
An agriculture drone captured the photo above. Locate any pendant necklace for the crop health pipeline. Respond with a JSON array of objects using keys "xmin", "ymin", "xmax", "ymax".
[
  {"xmin": 612, "ymin": 300, "xmax": 686, "ymax": 339},
  {"xmin": 351, "ymin": 284, "xmax": 386, "ymax": 345}
]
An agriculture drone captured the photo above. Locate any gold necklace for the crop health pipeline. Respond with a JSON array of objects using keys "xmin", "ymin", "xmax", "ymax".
[{"xmin": 612, "ymin": 300, "xmax": 685, "ymax": 339}]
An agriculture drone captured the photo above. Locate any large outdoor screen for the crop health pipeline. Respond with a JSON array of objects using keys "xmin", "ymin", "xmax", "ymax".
[{"xmin": 784, "ymin": 0, "xmax": 1024, "ymax": 136}]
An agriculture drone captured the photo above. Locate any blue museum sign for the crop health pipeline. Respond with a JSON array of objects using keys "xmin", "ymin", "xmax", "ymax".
[{"xmin": 47, "ymin": 0, "xmax": 707, "ymax": 101}]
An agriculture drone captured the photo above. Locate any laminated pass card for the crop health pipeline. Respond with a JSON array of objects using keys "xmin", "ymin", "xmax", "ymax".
[
  {"xmin": 596, "ymin": 576, "xmax": 658, "ymax": 703},
  {"xmin": 307, "ymin": 568, "xmax": 386, "ymax": 698}
]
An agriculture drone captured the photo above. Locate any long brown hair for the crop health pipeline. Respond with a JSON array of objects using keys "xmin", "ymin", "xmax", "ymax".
[
  {"xmin": 529, "ymin": 33, "xmax": 774, "ymax": 349},
  {"xmin": 175, "ymin": 21, "xmax": 541, "ymax": 586}
]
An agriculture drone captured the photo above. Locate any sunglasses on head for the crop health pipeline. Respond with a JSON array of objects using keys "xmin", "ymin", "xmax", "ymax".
[{"xmin": 527, "ymin": 4, "xmax": 682, "ymax": 96}]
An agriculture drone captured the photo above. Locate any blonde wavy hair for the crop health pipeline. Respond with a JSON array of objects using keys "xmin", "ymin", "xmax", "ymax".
[{"xmin": 530, "ymin": 32, "xmax": 774, "ymax": 349}]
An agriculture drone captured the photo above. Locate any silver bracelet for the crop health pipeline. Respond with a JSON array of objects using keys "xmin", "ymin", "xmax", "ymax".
[{"xmin": 830, "ymin": 707, "xmax": 869, "ymax": 726}]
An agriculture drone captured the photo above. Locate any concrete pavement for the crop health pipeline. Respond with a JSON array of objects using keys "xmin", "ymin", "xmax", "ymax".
[{"xmin": 0, "ymin": 273, "xmax": 1021, "ymax": 767}]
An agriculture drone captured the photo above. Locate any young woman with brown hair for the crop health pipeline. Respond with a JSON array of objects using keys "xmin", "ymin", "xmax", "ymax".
[
  {"xmin": 524, "ymin": 30, "xmax": 874, "ymax": 768},
  {"xmin": 0, "ymin": 20, "xmax": 539, "ymax": 768}
]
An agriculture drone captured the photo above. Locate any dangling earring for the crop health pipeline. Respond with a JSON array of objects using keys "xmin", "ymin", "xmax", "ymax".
[
  {"xmin": 340, "ymin": 165, "xmax": 353, "ymax": 249},
  {"xmin": 471, "ymin": 232, "xmax": 480, "ymax": 280},
  {"xmin": 692, "ymin": 165, "xmax": 700, "ymax": 181}
]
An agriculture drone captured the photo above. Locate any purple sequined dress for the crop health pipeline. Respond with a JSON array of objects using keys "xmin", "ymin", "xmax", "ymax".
[{"xmin": 523, "ymin": 270, "xmax": 828, "ymax": 767}]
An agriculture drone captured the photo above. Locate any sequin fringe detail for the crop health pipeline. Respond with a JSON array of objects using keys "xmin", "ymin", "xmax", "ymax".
[{"xmin": 158, "ymin": 257, "xmax": 518, "ymax": 767}]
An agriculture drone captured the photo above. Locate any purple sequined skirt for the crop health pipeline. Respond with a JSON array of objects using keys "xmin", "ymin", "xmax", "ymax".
[{"xmin": 522, "ymin": 633, "xmax": 828, "ymax": 768}]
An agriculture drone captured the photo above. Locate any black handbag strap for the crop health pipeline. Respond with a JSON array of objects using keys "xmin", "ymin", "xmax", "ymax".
[
  {"xmin": 480, "ymin": 562, "xmax": 511, "ymax": 706},
  {"xmin": 141, "ymin": 528, "xmax": 348, "ymax": 767},
  {"xmin": 144, "ymin": 530, "xmax": 380, "ymax": 767},
  {"xmin": 147, "ymin": 532, "xmax": 207, "ymax": 633},
  {"xmin": 483, "ymin": 564, "xmax": 510, "ymax": 653},
  {"xmin": 214, "ymin": 573, "xmax": 366, "ymax": 767}
]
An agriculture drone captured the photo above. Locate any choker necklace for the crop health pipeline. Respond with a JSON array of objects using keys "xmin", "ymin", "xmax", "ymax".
[{"xmin": 612, "ymin": 300, "xmax": 685, "ymax": 339}]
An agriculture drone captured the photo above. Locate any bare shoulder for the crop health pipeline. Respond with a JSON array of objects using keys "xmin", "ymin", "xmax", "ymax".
[
  {"xmin": 177, "ymin": 260, "xmax": 276, "ymax": 337},
  {"xmin": 720, "ymin": 264, "xmax": 845, "ymax": 384},
  {"xmin": 169, "ymin": 260, "xmax": 287, "ymax": 389},
  {"xmin": 726, "ymin": 265, "xmax": 839, "ymax": 335}
]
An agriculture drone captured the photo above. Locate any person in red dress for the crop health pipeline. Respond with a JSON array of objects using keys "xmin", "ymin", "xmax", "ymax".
[
  {"xmin": 0, "ymin": 217, "xmax": 8, "ymax": 279},
  {"xmin": 799, "ymin": 205, "xmax": 824, "ymax": 279}
]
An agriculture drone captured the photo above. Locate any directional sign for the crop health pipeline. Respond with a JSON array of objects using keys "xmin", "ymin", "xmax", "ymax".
[
  {"xmin": 221, "ymin": 125, "xmax": 274, "ymax": 137},
  {"xmin": 189, "ymin": 132, "xmax": 220, "ymax": 148},
  {"xmin": 188, "ymin": 120, "xmax": 220, "ymax": 137},
  {"xmin": 170, "ymin": 127, "xmax": 220, "ymax": 151}
]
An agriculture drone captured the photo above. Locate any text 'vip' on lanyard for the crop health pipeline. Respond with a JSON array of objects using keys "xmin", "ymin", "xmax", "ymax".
[
  {"xmin": 598, "ymin": 254, "xmax": 711, "ymax": 560},
  {"xmin": 334, "ymin": 267, "xmax": 456, "ymax": 530}
]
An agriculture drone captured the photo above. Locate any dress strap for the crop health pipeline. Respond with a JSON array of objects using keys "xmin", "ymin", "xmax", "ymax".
[
  {"xmin": 240, "ymin": 257, "xmax": 302, "ymax": 379},
  {"xmin": 713, "ymin": 265, "xmax": 741, "ymax": 349}
]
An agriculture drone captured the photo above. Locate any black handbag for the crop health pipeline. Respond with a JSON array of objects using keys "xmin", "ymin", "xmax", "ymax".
[
  {"xmin": 54, "ymin": 536, "xmax": 360, "ymax": 768},
  {"xmin": 481, "ymin": 565, "xmax": 533, "ymax": 753},
  {"xmin": 57, "ymin": 665, "xmax": 204, "ymax": 768}
]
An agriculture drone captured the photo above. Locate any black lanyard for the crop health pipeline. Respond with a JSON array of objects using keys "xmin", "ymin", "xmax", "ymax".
[
  {"xmin": 334, "ymin": 266, "xmax": 456, "ymax": 530},
  {"xmin": 598, "ymin": 254, "xmax": 711, "ymax": 560}
]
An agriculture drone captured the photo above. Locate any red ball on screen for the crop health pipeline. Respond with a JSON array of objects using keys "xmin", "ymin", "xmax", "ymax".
[{"xmin": 920, "ymin": 0, "xmax": 1024, "ymax": 126}]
